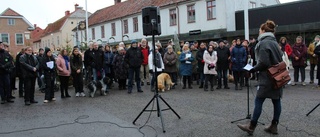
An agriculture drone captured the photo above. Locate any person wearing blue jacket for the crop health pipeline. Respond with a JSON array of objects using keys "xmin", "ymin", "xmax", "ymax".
[
  {"xmin": 179, "ymin": 44, "xmax": 194, "ymax": 89},
  {"xmin": 231, "ymin": 38, "xmax": 247, "ymax": 90}
]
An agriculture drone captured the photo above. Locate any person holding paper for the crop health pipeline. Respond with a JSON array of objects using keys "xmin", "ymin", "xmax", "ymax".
[
  {"xmin": 179, "ymin": 44, "xmax": 194, "ymax": 89},
  {"xmin": 40, "ymin": 47, "xmax": 56, "ymax": 103}
]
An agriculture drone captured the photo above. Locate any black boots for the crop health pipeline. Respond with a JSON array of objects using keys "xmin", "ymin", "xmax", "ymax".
[
  {"xmin": 61, "ymin": 90, "xmax": 70, "ymax": 98},
  {"xmin": 199, "ymin": 82, "xmax": 204, "ymax": 88},
  {"xmin": 264, "ymin": 120, "xmax": 278, "ymax": 134},
  {"xmin": 237, "ymin": 121, "xmax": 257, "ymax": 135}
]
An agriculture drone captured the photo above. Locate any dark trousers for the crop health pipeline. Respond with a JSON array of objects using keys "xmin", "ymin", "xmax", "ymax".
[
  {"xmin": 310, "ymin": 64, "xmax": 316, "ymax": 82},
  {"xmin": 182, "ymin": 75, "xmax": 192, "ymax": 87},
  {"xmin": 37, "ymin": 72, "xmax": 43, "ymax": 89},
  {"xmin": 128, "ymin": 67, "xmax": 141, "ymax": 91},
  {"xmin": 0, "ymin": 74, "xmax": 10, "ymax": 101},
  {"xmin": 105, "ymin": 72, "xmax": 114, "ymax": 87},
  {"xmin": 118, "ymin": 79, "xmax": 127, "ymax": 89},
  {"xmin": 59, "ymin": 76, "xmax": 70, "ymax": 96},
  {"xmin": 293, "ymin": 66, "xmax": 305, "ymax": 82},
  {"xmin": 151, "ymin": 72, "xmax": 161, "ymax": 89},
  {"xmin": 204, "ymin": 74, "xmax": 215, "ymax": 88},
  {"xmin": 19, "ymin": 76, "xmax": 24, "ymax": 96},
  {"xmin": 44, "ymin": 76, "xmax": 55, "ymax": 100},
  {"xmin": 217, "ymin": 69, "xmax": 228, "ymax": 88},
  {"xmin": 167, "ymin": 72, "xmax": 177, "ymax": 84},
  {"xmin": 24, "ymin": 77, "xmax": 36, "ymax": 102},
  {"xmin": 252, "ymin": 97, "xmax": 281, "ymax": 123},
  {"xmin": 72, "ymin": 73, "xmax": 84, "ymax": 93},
  {"xmin": 233, "ymin": 71, "xmax": 244, "ymax": 86}
]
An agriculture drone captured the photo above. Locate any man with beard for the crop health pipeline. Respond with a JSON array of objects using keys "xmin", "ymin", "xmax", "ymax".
[{"xmin": 125, "ymin": 40, "xmax": 144, "ymax": 94}]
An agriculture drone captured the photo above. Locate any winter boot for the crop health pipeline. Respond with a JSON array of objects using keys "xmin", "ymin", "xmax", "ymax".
[
  {"xmin": 237, "ymin": 121, "xmax": 257, "ymax": 135},
  {"xmin": 61, "ymin": 90, "xmax": 65, "ymax": 98},
  {"xmin": 264, "ymin": 120, "xmax": 278, "ymax": 134},
  {"xmin": 204, "ymin": 85, "xmax": 208, "ymax": 91},
  {"xmin": 65, "ymin": 90, "xmax": 71, "ymax": 98}
]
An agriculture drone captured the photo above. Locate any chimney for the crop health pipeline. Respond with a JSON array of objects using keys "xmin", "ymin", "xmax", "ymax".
[
  {"xmin": 34, "ymin": 24, "xmax": 37, "ymax": 28},
  {"xmin": 114, "ymin": 0, "xmax": 121, "ymax": 5},
  {"xmin": 65, "ymin": 10, "xmax": 70, "ymax": 16},
  {"xmin": 74, "ymin": 3, "xmax": 79, "ymax": 11}
]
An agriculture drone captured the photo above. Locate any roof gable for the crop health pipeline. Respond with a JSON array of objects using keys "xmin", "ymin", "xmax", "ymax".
[
  {"xmin": 88, "ymin": 0, "xmax": 186, "ymax": 26},
  {"xmin": 0, "ymin": 8, "xmax": 22, "ymax": 16}
]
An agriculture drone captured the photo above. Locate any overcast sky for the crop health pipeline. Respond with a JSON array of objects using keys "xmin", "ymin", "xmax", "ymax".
[{"xmin": 0, "ymin": 0, "xmax": 299, "ymax": 29}]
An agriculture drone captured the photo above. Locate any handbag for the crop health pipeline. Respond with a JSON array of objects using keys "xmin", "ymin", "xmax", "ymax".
[{"xmin": 267, "ymin": 61, "xmax": 291, "ymax": 89}]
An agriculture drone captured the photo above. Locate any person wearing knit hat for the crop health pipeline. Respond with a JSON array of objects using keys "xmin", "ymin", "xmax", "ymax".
[{"xmin": 40, "ymin": 46, "xmax": 56, "ymax": 103}]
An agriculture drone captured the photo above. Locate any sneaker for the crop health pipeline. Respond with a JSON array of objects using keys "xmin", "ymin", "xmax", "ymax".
[
  {"xmin": 44, "ymin": 100, "xmax": 49, "ymax": 103},
  {"xmin": 52, "ymin": 98, "xmax": 56, "ymax": 101},
  {"xmin": 75, "ymin": 92, "xmax": 80, "ymax": 97},
  {"xmin": 80, "ymin": 92, "xmax": 86, "ymax": 97},
  {"xmin": 302, "ymin": 82, "xmax": 306, "ymax": 86},
  {"xmin": 291, "ymin": 82, "xmax": 296, "ymax": 86}
]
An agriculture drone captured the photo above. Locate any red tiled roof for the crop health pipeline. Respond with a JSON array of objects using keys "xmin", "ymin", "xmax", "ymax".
[
  {"xmin": 88, "ymin": 0, "xmax": 186, "ymax": 26},
  {"xmin": 42, "ymin": 15, "xmax": 70, "ymax": 36},
  {"xmin": 0, "ymin": 8, "xmax": 22, "ymax": 16},
  {"xmin": 31, "ymin": 27, "xmax": 44, "ymax": 42}
]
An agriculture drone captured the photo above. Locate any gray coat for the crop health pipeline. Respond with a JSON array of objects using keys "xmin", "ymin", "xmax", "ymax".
[
  {"xmin": 163, "ymin": 51, "xmax": 178, "ymax": 73},
  {"xmin": 254, "ymin": 32, "xmax": 283, "ymax": 99}
]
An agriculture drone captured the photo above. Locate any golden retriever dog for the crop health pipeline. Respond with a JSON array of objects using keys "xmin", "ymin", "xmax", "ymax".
[{"xmin": 157, "ymin": 73, "xmax": 175, "ymax": 92}]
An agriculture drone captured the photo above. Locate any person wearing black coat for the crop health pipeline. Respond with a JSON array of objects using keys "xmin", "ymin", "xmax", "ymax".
[
  {"xmin": 36, "ymin": 48, "xmax": 45, "ymax": 90},
  {"xmin": 19, "ymin": 47, "xmax": 39, "ymax": 106},
  {"xmin": 216, "ymin": 39, "xmax": 230, "ymax": 89},
  {"xmin": 196, "ymin": 43, "xmax": 206, "ymax": 88},
  {"xmin": 84, "ymin": 44, "xmax": 94, "ymax": 83},
  {"xmin": 15, "ymin": 48, "xmax": 25, "ymax": 97},
  {"xmin": 125, "ymin": 40, "xmax": 144, "ymax": 93},
  {"xmin": 0, "ymin": 42, "xmax": 14, "ymax": 104},
  {"xmin": 41, "ymin": 47, "xmax": 56, "ymax": 103}
]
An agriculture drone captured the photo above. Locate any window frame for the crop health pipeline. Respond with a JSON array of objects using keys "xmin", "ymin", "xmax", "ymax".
[
  {"xmin": 249, "ymin": 1, "xmax": 256, "ymax": 8},
  {"xmin": 101, "ymin": 25, "xmax": 105, "ymax": 38},
  {"xmin": 123, "ymin": 19, "xmax": 128, "ymax": 34},
  {"xmin": 206, "ymin": 0, "xmax": 217, "ymax": 20},
  {"xmin": 8, "ymin": 19, "xmax": 15, "ymax": 25},
  {"xmin": 187, "ymin": 4, "xmax": 196, "ymax": 23},
  {"xmin": 15, "ymin": 33, "xmax": 24, "ymax": 45},
  {"xmin": 169, "ymin": 8, "xmax": 177, "ymax": 26},
  {"xmin": 1, "ymin": 33, "xmax": 10, "ymax": 44},
  {"xmin": 112, "ymin": 23, "xmax": 116, "ymax": 36},
  {"xmin": 133, "ymin": 17, "xmax": 139, "ymax": 32},
  {"xmin": 92, "ymin": 28, "xmax": 95, "ymax": 40}
]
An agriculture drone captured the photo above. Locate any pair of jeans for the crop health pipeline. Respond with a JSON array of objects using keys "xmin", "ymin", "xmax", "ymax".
[
  {"xmin": 140, "ymin": 65, "xmax": 150, "ymax": 83},
  {"xmin": 19, "ymin": 76, "xmax": 24, "ymax": 96},
  {"xmin": 0, "ymin": 74, "xmax": 10, "ymax": 100},
  {"xmin": 251, "ymin": 97, "xmax": 281, "ymax": 123},
  {"xmin": 128, "ymin": 67, "xmax": 141, "ymax": 91},
  {"xmin": 59, "ymin": 76, "xmax": 70, "ymax": 96},
  {"xmin": 293, "ymin": 66, "xmax": 305, "ymax": 82},
  {"xmin": 199, "ymin": 72, "xmax": 205, "ymax": 84},
  {"xmin": 204, "ymin": 74, "xmax": 215, "ymax": 88},
  {"xmin": 167, "ymin": 72, "xmax": 177, "ymax": 84},
  {"xmin": 217, "ymin": 69, "xmax": 228, "ymax": 88}
]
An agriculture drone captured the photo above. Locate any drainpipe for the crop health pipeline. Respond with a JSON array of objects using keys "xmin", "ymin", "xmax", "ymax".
[
  {"xmin": 120, "ymin": 17, "xmax": 123, "ymax": 42},
  {"xmin": 176, "ymin": 2, "xmax": 180, "ymax": 37}
]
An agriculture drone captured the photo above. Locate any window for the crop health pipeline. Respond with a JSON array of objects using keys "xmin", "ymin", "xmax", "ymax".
[
  {"xmin": 169, "ymin": 9, "xmax": 177, "ymax": 26},
  {"xmin": 123, "ymin": 20, "xmax": 128, "ymax": 34},
  {"xmin": 16, "ymin": 34, "xmax": 24, "ymax": 45},
  {"xmin": 261, "ymin": 4, "xmax": 267, "ymax": 7},
  {"xmin": 57, "ymin": 36, "xmax": 60, "ymax": 45},
  {"xmin": 112, "ymin": 23, "xmax": 116, "ymax": 36},
  {"xmin": 8, "ymin": 19, "xmax": 15, "ymax": 25},
  {"xmin": 1, "ymin": 34, "xmax": 9, "ymax": 44},
  {"xmin": 25, "ymin": 33, "xmax": 30, "ymax": 40},
  {"xmin": 187, "ymin": 5, "xmax": 196, "ymax": 23},
  {"xmin": 207, "ymin": 0, "xmax": 217, "ymax": 20},
  {"xmin": 133, "ymin": 17, "xmax": 138, "ymax": 32},
  {"xmin": 249, "ymin": 1, "xmax": 256, "ymax": 8},
  {"xmin": 101, "ymin": 25, "xmax": 105, "ymax": 38},
  {"xmin": 92, "ymin": 28, "xmax": 95, "ymax": 40}
]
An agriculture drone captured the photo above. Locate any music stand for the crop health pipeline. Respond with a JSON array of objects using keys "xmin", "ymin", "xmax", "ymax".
[
  {"xmin": 231, "ymin": 70, "xmax": 264, "ymax": 125},
  {"xmin": 306, "ymin": 103, "xmax": 319, "ymax": 116},
  {"xmin": 132, "ymin": 19, "xmax": 181, "ymax": 133}
]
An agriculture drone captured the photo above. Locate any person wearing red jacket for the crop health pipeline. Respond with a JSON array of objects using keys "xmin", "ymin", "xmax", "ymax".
[
  {"xmin": 279, "ymin": 37, "xmax": 292, "ymax": 57},
  {"xmin": 139, "ymin": 38, "xmax": 150, "ymax": 86}
]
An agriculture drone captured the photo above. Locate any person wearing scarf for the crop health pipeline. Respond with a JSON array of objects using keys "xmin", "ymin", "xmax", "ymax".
[
  {"xmin": 179, "ymin": 44, "xmax": 194, "ymax": 89},
  {"xmin": 56, "ymin": 49, "xmax": 71, "ymax": 98},
  {"xmin": 203, "ymin": 45, "xmax": 217, "ymax": 91}
]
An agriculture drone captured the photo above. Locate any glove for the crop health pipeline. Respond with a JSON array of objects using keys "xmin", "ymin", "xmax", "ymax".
[{"xmin": 249, "ymin": 68, "xmax": 256, "ymax": 73}]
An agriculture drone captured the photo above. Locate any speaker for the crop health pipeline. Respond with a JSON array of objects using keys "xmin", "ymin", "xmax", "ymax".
[{"xmin": 142, "ymin": 6, "xmax": 161, "ymax": 36}]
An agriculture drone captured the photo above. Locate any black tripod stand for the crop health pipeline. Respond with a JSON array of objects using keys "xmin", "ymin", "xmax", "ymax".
[
  {"xmin": 132, "ymin": 19, "xmax": 180, "ymax": 133},
  {"xmin": 306, "ymin": 103, "xmax": 320, "ymax": 116},
  {"xmin": 231, "ymin": 76, "xmax": 264, "ymax": 125}
]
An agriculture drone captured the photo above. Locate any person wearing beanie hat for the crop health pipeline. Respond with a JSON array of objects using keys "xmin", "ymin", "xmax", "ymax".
[
  {"xmin": 40, "ymin": 46, "xmax": 56, "ymax": 103},
  {"xmin": 36, "ymin": 48, "xmax": 45, "ymax": 91},
  {"xmin": 125, "ymin": 39, "xmax": 144, "ymax": 93}
]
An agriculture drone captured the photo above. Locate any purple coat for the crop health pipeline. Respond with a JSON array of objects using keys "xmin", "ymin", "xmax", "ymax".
[{"xmin": 291, "ymin": 43, "xmax": 307, "ymax": 67}]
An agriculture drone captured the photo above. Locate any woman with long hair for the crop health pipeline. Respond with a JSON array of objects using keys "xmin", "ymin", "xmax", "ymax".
[
  {"xmin": 70, "ymin": 48, "xmax": 85, "ymax": 97},
  {"xmin": 56, "ymin": 49, "xmax": 71, "ymax": 98}
]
